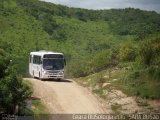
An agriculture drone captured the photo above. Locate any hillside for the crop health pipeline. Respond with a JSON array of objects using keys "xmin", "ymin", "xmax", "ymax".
[{"xmin": 0, "ymin": 0, "xmax": 160, "ymax": 99}]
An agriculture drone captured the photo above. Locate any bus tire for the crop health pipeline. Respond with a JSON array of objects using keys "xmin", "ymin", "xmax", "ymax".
[
  {"xmin": 33, "ymin": 71, "xmax": 35, "ymax": 78},
  {"xmin": 39, "ymin": 72, "xmax": 41, "ymax": 80},
  {"xmin": 57, "ymin": 78, "xmax": 61, "ymax": 81}
]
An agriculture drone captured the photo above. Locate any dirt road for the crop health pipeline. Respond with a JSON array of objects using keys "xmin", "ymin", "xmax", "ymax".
[{"xmin": 25, "ymin": 78, "xmax": 108, "ymax": 114}]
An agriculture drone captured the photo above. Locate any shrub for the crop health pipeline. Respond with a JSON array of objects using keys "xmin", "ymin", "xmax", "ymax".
[
  {"xmin": 0, "ymin": 49, "xmax": 32, "ymax": 114},
  {"xmin": 117, "ymin": 44, "xmax": 136, "ymax": 62}
]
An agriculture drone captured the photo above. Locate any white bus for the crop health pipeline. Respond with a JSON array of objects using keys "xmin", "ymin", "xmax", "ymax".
[{"xmin": 29, "ymin": 50, "xmax": 65, "ymax": 80}]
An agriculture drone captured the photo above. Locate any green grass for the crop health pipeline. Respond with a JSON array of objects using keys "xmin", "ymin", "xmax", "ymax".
[
  {"xmin": 21, "ymin": 80, "xmax": 49, "ymax": 116},
  {"xmin": 32, "ymin": 100, "xmax": 48, "ymax": 114},
  {"xmin": 26, "ymin": 81, "xmax": 49, "ymax": 114},
  {"xmin": 75, "ymin": 68, "xmax": 126, "ymax": 99},
  {"xmin": 23, "ymin": 80, "xmax": 33, "ymax": 90},
  {"xmin": 20, "ymin": 99, "xmax": 50, "ymax": 120},
  {"xmin": 76, "ymin": 66, "xmax": 160, "ymax": 100},
  {"xmin": 92, "ymin": 89, "xmax": 107, "ymax": 99},
  {"xmin": 19, "ymin": 99, "xmax": 50, "ymax": 120},
  {"xmin": 111, "ymin": 103, "xmax": 122, "ymax": 114},
  {"xmin": 112, "ymin": 65, "xmax": 160, "ymax": 99},
  {"xmin": 113, "ymin": 71, "xmax": 160, "ymax": 99}
]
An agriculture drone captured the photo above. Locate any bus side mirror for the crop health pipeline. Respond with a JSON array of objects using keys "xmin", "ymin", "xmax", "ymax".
[{"xmin": 64, "ymin": 59, "xmax": 66, "ymax": 66}]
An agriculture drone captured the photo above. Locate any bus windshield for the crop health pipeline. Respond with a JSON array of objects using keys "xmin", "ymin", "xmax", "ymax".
[{"xmin": 43, "ymin": 59, "xmax": 64, "ymax": 70}]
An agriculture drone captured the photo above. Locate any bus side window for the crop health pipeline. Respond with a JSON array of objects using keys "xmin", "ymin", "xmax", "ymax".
[{"xmin": 33, "ymin": 56, "xmax": 36, "ymax": 64}]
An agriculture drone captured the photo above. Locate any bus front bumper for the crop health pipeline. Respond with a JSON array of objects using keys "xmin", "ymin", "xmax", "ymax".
[
  {"xmin": 42, "ymin": 73, "xmax": 64, "ymax": 79},
  {"xmin": 41, "ymin": 70, "xmax": 64, "ymax": 79},
  {"xmin": 43, "ymin": 75, "xmax": 64, "ymax": 79}
]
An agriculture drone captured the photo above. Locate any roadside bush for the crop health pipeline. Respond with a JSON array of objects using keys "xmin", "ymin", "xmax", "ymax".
[
  {"xmin": 0, "ymin": 67, "xmax": 32, "ymax": 114},
  {"xmin": 67, "ymin": 49, "xmax": 113, "ymax": 78},
  {"xmin": 0, "ymin": 49, "xmax": 32, "ymax": 114},
  {"xmin": 139, "ymin": 39, "xmax": 160, "ymax": 66},
  {"xmin": 147, "ymin": 67, "xmax": 160, "ymax": 81},
  {"xmin": 117, "ymin": 44, "xmax": 137, "ymax": 62},
  {"xmin": 139, "ymin": 42, "xmax": 153, "ymax": 66},
  {"xmin": 0, "ymin": 49, "xmax": 10, "ymax": 78}
]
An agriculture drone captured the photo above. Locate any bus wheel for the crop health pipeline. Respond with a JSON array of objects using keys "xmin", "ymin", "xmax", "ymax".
[
  {"xmin": 57, "ymin": 78, "xmax": 61, "ymax": 81},
  {"xmin": 33, "ymin": 71, "xmax": 35, "ymax": 78},
  {"xmin": 39, "ymin": 72, "xmax": 41, "ymax": 80}
]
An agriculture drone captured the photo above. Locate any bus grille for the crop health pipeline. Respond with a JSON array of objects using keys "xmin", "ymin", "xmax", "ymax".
[{"xmin": 48, "ymin": 71, "xmax": 59, "ymax": 73}]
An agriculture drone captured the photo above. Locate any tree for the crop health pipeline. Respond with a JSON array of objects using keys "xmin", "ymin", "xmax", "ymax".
[
  {"xmin": 0, "ymin": 49, "xmax": 10, "ymax": 78},
  {"xmin": 0, "ymin": 49, "xmax": 32, "ymax": 114}
]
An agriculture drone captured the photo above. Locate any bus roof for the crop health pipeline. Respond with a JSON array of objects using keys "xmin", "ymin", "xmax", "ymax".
[{"xmin": 30, "ymin": 50, "xmax": 63, "ymax": 56}]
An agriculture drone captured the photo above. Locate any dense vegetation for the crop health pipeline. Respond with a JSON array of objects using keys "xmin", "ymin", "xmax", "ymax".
[
  {"xmin": 0, "ymin": 49, "xmax": 32, "ymax": 114},
  {"xmin": 0, "ymin": 0, "xmax": 160, "ymax": 99}
]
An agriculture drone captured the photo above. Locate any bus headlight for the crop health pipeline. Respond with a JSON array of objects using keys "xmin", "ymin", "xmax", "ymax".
[
  {"xmin": 59, "ymin": 71, "xmax": 64, "ymax": 75},
  {"xmin": 43, "ymin": 71, "xmax": 47, "ymax": 74}
]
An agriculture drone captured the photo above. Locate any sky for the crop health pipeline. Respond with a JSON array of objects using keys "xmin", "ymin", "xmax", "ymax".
[{"xmin": 40, "ymin": 0, "xmax": 160, "ymax": 13}]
